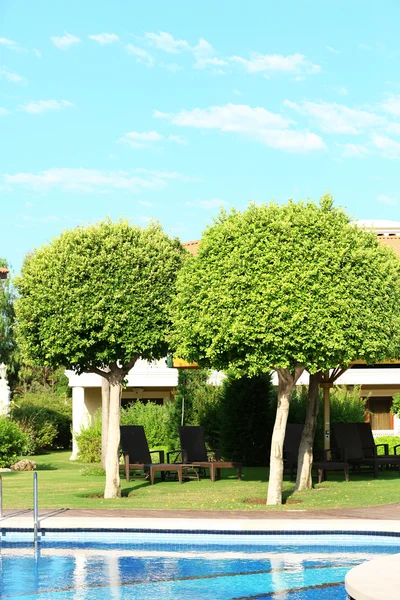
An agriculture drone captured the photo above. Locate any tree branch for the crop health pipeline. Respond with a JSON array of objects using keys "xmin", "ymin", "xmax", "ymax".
[
  {"xmin": 121, "ymin": 355, "xmax": 139, "ymax": 377},
  {"xmin": 84, "ymin": 366, "xmax": 111, "ymax": 380}
]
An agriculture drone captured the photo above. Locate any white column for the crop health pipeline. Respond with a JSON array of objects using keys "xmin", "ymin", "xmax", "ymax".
[
  {"xmin": 0, "ymin": 363, "xmax": 11, "ymax": 417},
  {"xmin": 71, "ymin": 386, "xmax": 90, "ymax": 460}
]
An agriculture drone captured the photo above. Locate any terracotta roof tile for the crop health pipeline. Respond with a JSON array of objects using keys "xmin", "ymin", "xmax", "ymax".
[
  {"xmin": 377, "ymin": 235, "xmax": 400, "ymax": 258},
  {"xmin": 0, "ymin": 267, "xmax": 9, "ymax": 280},
  {"xmin": 184, "ymin": 234, "xmax": 400, "ymax": 260},
  {"xmin": 183, "ymin": 240, "xmax": 200, "ymax": 256}
]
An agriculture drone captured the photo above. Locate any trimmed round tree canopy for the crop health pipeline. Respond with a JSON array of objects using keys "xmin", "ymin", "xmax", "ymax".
[
  {"xmin": 16, "ymin": 220, "xmax": 186, "ymax": 373},
  {"xmin": 171, "ymin": 196, "xmax": 400, "ymax": 375}
]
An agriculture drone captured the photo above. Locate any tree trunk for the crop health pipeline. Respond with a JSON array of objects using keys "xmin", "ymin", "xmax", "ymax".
[
  {"xmin": 101, "ymin": 374, "xmax": 110, "ymax": 469},
  {"xmin": 267, "ymin": 367, "xmax": 304, "ymax": 505},
  {"xmin": 295, "ymin": 372, "xmax": 321, "ymax": 491},
  {"xmin": 104, "ymin": 374, "xmax": 122, "ymax": 499}
]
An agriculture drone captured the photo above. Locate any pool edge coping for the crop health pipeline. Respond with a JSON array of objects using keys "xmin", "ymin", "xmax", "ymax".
[{"xmin": 2, "ymin": 516, "xmax": 400, "ymax": 534}]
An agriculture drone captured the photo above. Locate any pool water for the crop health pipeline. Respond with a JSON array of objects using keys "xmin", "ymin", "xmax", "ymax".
[{"xmin": 0, "ymin": 532, "xmax": 398, "ymax": 599}]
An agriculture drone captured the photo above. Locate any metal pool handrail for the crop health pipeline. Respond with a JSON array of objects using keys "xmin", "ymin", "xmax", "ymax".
[
  {"xmin": 33, "ymin": 471, "xmax": 38, "ymax": 545},
  {"xmin": 0, "ymin": 472, "xmax": 39, "ymax": 543}
]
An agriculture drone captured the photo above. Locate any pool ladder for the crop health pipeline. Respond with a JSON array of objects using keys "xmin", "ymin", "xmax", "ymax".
[{"xmin": 0, "ymin": 472, "xmax": 39, "ymax": 545}]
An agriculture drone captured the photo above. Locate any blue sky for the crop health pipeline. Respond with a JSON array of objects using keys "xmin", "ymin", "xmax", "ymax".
[{"xmin": 2, "ymin": 0, "xmax": 400, "ymax": 273}]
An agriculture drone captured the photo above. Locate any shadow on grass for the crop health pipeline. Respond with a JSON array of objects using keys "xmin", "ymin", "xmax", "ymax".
[{"xmin": 35, "ymin": 463, "xmax": 58, "ymax": 471}]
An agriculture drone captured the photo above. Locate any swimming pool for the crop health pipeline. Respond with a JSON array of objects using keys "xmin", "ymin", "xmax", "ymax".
[{"xmin": 1, "ymin": 531, "xmax": 398, "ymax": 599}]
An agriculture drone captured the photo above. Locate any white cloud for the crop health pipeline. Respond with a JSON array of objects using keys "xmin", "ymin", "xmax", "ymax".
[
  {"xmin": 51, "ymin": 33, "xmax": 81, "ymax": 51},
  {"xmin": 119, "ymin": 131, "xmax": 188, "ymax": 148},
  {"xmin": 230, "ymin": 52, "xmax": 321, "ymax": 75},
  {"xmin": 0, "ymin": 107, "xmax": 10, "ymax": 116},
  {"xmin": 135, "ymin": 168, "xmax": 197, "ymax": 182},
  {"xmin": 326, "ymin": 46, "xmax": 340, "ymax": 54},
  {"xmin": 144, "ymin": 31, "xmax": 226, "ymax": 72},
  {"xmin": 387, "ymin": 123, "xmax": 400, "ymax": 135},
  {"xmin": 89, "ymin": 33, "xmax": 120, "ymax": 45},
  {"xmin": 155, "ymin": 103, "xmax": 325, "ymax": 153},
  {"xmin": 168, "ymin": 135, "xmax": 187, "ymax": 145},
  {"xmin": 191, "ymin": 38, "xmax": 226, "ymax": 70},
  {"xmin": 195, "ymin": 56, "xmax": 227, "ymax": 71},
  {"xmin": 378, "ymin": 194, "xmax": 397, "ymax": 206},
  {"xmin": 372, "ymin": 134, "xmax": 400, "ymax": 158},
  {"xmin": 155, "ymin": 103, "xmax": 291, "ymax": 130},
  {"xmin": 382, "ymin": 94, "xmax": 400, "ymax": 116},
  {"xmin": 284, "ymin": 100, "xmax": 385, "ymax": 134},
  {"xmin": 33, "ymin": 48, "xmax": 42, "ymax": 58},
  {"xmin": 125, "ymin": 44, "xmax": 155, "ymax": 67},
  {"xmin": 258, "ymin": 129, "xmax": 325, "ymax": 152},
  {"xmin": 0, "ymin": 37, "xmax": 20, "ymax": 50},
  {"xmin": 145, "ymin": 31, "xmax": 190, "ymax": 53},
  {"xmin": 120, "ymin": 130, "xmax": 163, "ymax": 148},
  {"xmin": 0, "ymin": 67, "xmax": 25, "ymax": 84},
  {"xmin": 341, "ymin": 143, "xmax": 370, "ymax": 158},
  {"xmin": 20, "ymin": 99, "xmax": 75, "ymax": 114},
  {"xmin": 3, "ymin": 168, "xmax": 195, "ymax": 193},
  {"xmin": 326, "ymin": 85, "xmax": 348, "ymax": 96}
]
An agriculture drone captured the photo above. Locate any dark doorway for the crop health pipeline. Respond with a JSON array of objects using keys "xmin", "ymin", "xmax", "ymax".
[{"xmin": 367, "ymin": 397, "xmax": 393, "ymax": 430}]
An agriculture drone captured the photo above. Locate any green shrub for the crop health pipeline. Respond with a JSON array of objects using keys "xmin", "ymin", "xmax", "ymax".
[
  {"xmin": 165, "ymin": 369, "xmax": 222, "ymax": 449},
  {"xmin": 391, "ymin": 393, "xmax": 400, "ymax": 417},
  {"xmin": 17, "ymin": 416, "xmax": 58, "ymax": 454},
  {"xmin": 330, "ymin": 385, "xmax": 366, "ymax": 424},
  {"xmin": 75, "ymin": 415, "xmax": 101, "ymax": 462},
  {"xmin": 220, "ymin": 374, "xmax": 274, "ymax": 465},
  {"xmin": 0, "ymin": 417, "xmax": 29, "ymax": 467},
  {"xmin": 17, "ymin": 365, "xmax": 71, "ymax": 397},
  {"xmin": 121, "ymin": 401, "xmax": 170, "ymax": 448},
  {"xmin": 374, "ymin": 435, "xmax": 400, "ymax": 455},
  {"xmin": 270, "ymin": 384, "xmax": 367, "ymax": 450},
  {"xmin": 76, "ymin": 401, "xmax": 172, "ymax": 463},
  {"xmin": 11, "ymin": 391, "xmax": 72, "ymax": 451},
  {"xmin": 80, "ymin": 465, "xmax": 105, "ymax": 476}
]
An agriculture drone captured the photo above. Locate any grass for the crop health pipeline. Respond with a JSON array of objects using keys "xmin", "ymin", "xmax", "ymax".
[{"xmin": 2, "ymin": 451, "xmax": 400, "ymax": 511}]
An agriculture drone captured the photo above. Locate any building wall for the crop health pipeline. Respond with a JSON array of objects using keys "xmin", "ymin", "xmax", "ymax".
[
  {"xmin": 69, "ymin": 362, "xmax": 400, "ymax": 458},
  {"xmin": 67, "ymin": 360, "xmax": 178, "ymax": 459}
]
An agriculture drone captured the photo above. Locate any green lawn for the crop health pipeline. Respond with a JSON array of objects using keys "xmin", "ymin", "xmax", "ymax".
[{"xmin": 2, "ymin": 451, "xmax": 400, "ymax": 511}]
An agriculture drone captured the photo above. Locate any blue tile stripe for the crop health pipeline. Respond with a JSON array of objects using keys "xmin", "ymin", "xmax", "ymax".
[{"xmin": 2, "ymin": 527, "xmax": 400, "ymax": 537}]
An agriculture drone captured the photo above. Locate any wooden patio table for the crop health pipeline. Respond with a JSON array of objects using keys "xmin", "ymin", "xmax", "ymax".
[
  {"xmin": 147, "ymin": 464, "xmax": 200, "ymax": 485},
  {"xmin": 188, "ymin": 461, "xmax": 242, "ymax": 483}
]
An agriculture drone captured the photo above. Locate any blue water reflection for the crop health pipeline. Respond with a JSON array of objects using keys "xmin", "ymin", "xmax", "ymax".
[{"xmin": 0, "ymin": 533, "xmax": 398, "ymax": 599}]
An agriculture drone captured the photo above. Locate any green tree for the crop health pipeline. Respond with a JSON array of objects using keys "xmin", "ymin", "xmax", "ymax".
[
  {"xmin": 166, "ymin": 369, "xmax": 222, "ymax": 449},
  {"xmin": 171, "ymin": 196, "xmax": 400, "ymax": 504},
  {"xmin": 220, "ymin": 373, "xmax": 274, "ymax": 465},
  {"xmin": 17, "ymin": 364, "xmax": 71, "ymax": 396},
  {"xmin": 0, "ymin": 259, "xmax": 18, "ymax": 386},
  {"xmin": 16, "ymin": 219, "xmax": 186, "ymax": 498}
]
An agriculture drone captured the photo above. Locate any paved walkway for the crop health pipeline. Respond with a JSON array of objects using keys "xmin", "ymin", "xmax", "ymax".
[
  {"xmin": 1, "ymin": 504, "xmax": 398, "ymax": 520},
  {"xmin": 1, "ymin": 504, "xmax": 399, "ymax": 533}
]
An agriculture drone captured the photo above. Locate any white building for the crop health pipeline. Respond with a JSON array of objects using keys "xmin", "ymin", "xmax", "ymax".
[{"xmin": 67, "ymin": 358, "xmax": 177, "ymax": 459}]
